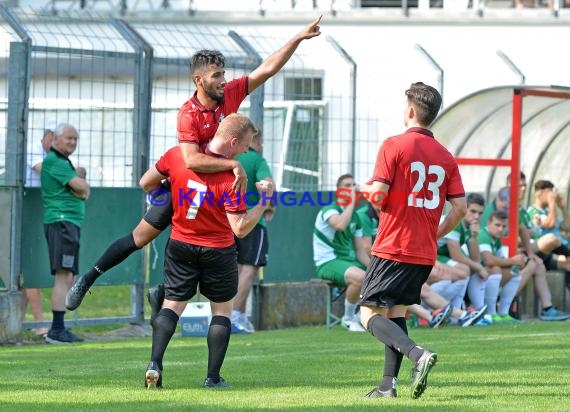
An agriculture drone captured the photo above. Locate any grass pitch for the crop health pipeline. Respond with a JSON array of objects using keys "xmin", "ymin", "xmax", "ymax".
[{"xmin": 1, "ymin": 319, "xmax": 569, "ymax": 411}]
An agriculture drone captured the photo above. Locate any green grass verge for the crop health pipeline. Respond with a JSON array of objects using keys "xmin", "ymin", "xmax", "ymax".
[
  {"xmin": 24, "ymin": 285, "xmax": 134, "ymax": 322},
  {"xmin": 1, "ymin": 321, "xmax": 569, "ymax": 411}
]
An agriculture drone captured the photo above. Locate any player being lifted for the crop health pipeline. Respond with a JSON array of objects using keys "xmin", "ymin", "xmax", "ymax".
[{"xmin": 66, "ymin": 16, "xmax": 322, "ymax": 310}]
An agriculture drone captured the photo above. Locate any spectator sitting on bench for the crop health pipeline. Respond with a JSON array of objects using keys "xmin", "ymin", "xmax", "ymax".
[
  {"xmin": 313, "ymin": 174, "xmax": 367, "ymax": 332},
  {"xmin": 502, "ymin": 175, "xmax": 570, "ymax": 321},
  {"xmin": 478, "ymin": 210, "xmax": 526, "ymax": 324},
  {"xmin": 528, "ymin": 179, "xmax": 570, "ymax": 302}
]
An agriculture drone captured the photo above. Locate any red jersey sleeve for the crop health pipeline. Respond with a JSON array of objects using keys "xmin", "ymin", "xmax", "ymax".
[
  {"xmin": 222, "ymin": 180, "xmax": 247, "ymax": 215},
  {"xmin": 177, "ymin": 108, "xmax": 201, "ymax": 145},
  {"xmin": 155, "ymin": 149, "xmax": 174, "ymax": 176},
  {"xmin": 446, "ymin": 161, "xmax": 465, "ymax": 199},
  {"xmin": 368, "ymin": 138, "xmax": 397, "ymax": 185},
  {"xmin": 223, "ymin": 76, "xmax": 248, "ymax": 114}
]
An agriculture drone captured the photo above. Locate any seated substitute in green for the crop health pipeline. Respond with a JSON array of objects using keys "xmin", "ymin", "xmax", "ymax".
[{"xmin": 313, "ymin": 174, "xmax": 369, "ymax": 332}]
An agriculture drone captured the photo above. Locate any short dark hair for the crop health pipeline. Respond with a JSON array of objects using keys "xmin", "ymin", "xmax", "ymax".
[
  {"xmin": 466, "ymin": 193, "xmax": 485, "ymax": 207},
  {"xmin": 534, "ymin": 180, "xmax": 554, "ymax": 191},
  {"xmin": 336, "ymin": 174, "xmax": 354, "ymax": 189},
  {"xmin": 506, "ymin": 171, "xmax": 526, "ymax": 185},
  {"xmin": 405, "ymin": 82, "xmax": 442, "ymax": 126},
  {"xmin": 190, "ymin": 50, "xmax": 225, "ymax": 75},
  {"xmin": 490, "ymin": 210, "xmax": 508, "ymax": 222}
]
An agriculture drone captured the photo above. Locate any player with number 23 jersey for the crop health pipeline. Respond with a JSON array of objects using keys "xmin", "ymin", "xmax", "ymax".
[{"xmin": 370, "ymin": 127, "xmax": 465, "ymax": 265}]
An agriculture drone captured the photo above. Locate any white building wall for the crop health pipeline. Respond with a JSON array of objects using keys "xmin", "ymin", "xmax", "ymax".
[{"xmin": 3, "ymin": 17, "xmax": 569, "ymax": 189}]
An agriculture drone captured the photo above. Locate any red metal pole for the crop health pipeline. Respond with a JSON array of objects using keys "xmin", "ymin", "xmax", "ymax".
[
  {"xmin": 455, "ymin": 158, "xmax": 512, "ymax": 166},
  {"xmin": 509, "ymin": 89, "xmax": 523, "ymax": 257}
]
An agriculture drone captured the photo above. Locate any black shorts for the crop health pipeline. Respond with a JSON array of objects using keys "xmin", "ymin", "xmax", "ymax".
[
  {"xmin": 44, "ymin": 221, "xmax": 81, "ymax": 275},
  {"xmin": 537, "ymin": 251, "xmax": 558, "ymax": 271},
  {"xmin": 236, "ymin": 224, "xmax": 268, "ymax": 266},
  {"xmin": 143, "ymin": 181, "xmax": 173, "ymax": 230},
  {"xmin": 163, "ymin": 238, "xmax": 238, "ymax": 303},
  {"xmin": 359, "ymin": 256, "xmax": 432, "ymax": 308}
]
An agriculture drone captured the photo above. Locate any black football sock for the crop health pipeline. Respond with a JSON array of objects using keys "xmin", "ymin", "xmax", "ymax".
[
  {"xmin": 379, "ymin": 317, "xmax": 407, "ymax": 391},
  {"xmin": 51, "ymin": 310, "xmax": 65, "ymax": 331},
  {"xmin": 206, "ymin": 316, "xmax": 231, "ymax": 381},
  {"xmin": 150, "ymin": 308, "xmax": 179, "ymax": 370},
  {"xmin": 84, "ymin": 233, "xmax": 141, "ymax": 285},
  {"xmin": 368, "ymin": 315, "xmax": 422, "ymax": 362}
]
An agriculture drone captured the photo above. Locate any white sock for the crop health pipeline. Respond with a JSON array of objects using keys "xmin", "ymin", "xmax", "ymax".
[
  {"xmin": 430, "ymin": 280, "xmax": 452, "ymax": 299},
  {"xmin": 484, "ymin": 274, "xmax": 502, "ymax": 316},
  {"xmin": 498, "ymin": 275, "xmax": 522, "ymax": 315},
  {"xmin": 450, "ymin": 278, "xmax": 469, "ymax": 309},
  {"xmin": 344, "ymin": 299, "xmax": 357, "ymax": 320},
  {"xmin": 231, "ymin": 310, "xmax": 241, "ymax": 321},
  {"xmin": 468, "ymin": 275, "xmax": 487, "ymax": 310}
]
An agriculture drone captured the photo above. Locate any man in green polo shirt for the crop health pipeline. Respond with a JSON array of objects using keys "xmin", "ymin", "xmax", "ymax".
[
  {"xmin": 231, "ymin": 130, "xmax": 275, "ymax": 333},
  {"xmin": 41, "ymin": 123, "xmax": 90, "ymax": 343}
]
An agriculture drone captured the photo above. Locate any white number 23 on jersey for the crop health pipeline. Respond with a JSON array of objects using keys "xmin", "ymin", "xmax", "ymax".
[{"xmin": 407, "ymin": 161, "xmax": 445, "ymax": 210}]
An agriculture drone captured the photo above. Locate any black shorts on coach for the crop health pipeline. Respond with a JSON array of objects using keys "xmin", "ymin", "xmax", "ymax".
[
  {"xmin": 236, "ymin": 224, "xmax": 268, "ymax": 266},
  {"xmin": 44, "ymin": 221, "xmax": 81, "ymax": 275}
]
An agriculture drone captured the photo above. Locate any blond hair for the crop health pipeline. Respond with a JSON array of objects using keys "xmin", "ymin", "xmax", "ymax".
[{"xmin": 217, "ymin": 113, "xmax": 257, "ymax": 143}]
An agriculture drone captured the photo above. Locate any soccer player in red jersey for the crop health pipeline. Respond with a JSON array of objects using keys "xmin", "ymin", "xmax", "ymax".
[
  {"xmin": 139, "ymin": 114, "xmax": 274, "ymax": 389},
  {"xmin": 358, "ymin": 82, "xmax": 467, "ymax": 399},
  {"xmin": 66, "ymin": 16, "xmax": 322, "ymax": 310}
]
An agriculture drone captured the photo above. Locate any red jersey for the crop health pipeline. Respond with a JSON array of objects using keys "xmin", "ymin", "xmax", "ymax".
[
  {"xmin": 369, "ymin": 127, "xmax": 464, "ymax": 265},
  {"xmin": 177, "ymin": 76, "xmax": 248, "ymax": 144},
  {"xmin": 156, "ymin": 146, "xmax": 246, "ymax": 248}
]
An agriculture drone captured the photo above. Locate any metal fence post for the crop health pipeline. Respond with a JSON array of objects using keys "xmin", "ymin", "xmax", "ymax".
[
  {"xmin": 326, "ymin": 36, "xmax": 357, "ymax": 178},
  {"xmin": 415, "ymin": 43, "xmax": 444, "ymax": 108},
  {"xmin": 112, "ymin": 18, "xmax": 154, "ymax": 325},
  {"xmin": 1, "ymin": 5, "xmax": 31, "ymax": 296},
  {"xmin": 228, "ymin": 30, "xmax": 264, "ymax": 132},
  {"xmin": 6, "ymin": 41, "xmax": 30, "ymax": 297}
]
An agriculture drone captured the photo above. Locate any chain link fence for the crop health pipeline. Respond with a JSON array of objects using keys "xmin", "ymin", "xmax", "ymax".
[
  {"xmin": 0, "ymin": 7, "xmax": 370, "ymax": 327},
  {"xmin": 1, "ymin": 9, "xmax": 364, "ymax": 193}
]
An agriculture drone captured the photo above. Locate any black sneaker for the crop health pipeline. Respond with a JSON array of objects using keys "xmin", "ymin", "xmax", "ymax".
[
  {"xmin": 203, "ymin": 377, "xmax": 230, "ymax": 389},
  {"xmin": 64, "ymin": 329, "xmax": 84, "ymax": 342},
  {"xmin": 147, "ymin": 284, "xmax": 165, "ymax": 322},
  {"xmin": 365, "ymin": 387, "xmax": 397, "ymax": 398},
  {"xmin": 65, "ymin": 275, "xmax": 92, "ymax": 311},
  {"xmin": 45, "ymin": 328, "xmax": 84, "ymax": 344},
  {"xmin": 145, "ymin": 361, "xmax": 162, "ymax": 389},
  {"xmin": 410, "ymin": 350, "xmax": 437, "ymax": 399}
]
